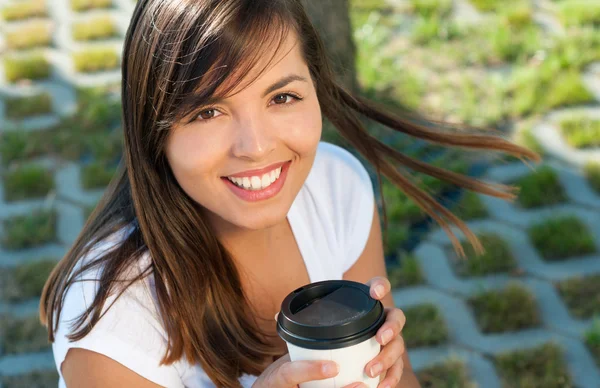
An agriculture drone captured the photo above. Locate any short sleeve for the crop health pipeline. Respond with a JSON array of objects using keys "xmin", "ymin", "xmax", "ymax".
[
  {"xmin": 52, "ymin": 242, "xmax": 184, "ymax": 388},
  {"xmin": 317, "ymin": 143, "xmax": 376, "ymax": 275}
]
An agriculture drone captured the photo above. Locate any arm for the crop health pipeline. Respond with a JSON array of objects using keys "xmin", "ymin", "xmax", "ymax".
[
  {"xmin": 62, "ymin": 348, "xmax": 165, "ymax": 388},
  {"xmin": 342, "ymin": 203, "xmax": 421, "ymax": 388}
]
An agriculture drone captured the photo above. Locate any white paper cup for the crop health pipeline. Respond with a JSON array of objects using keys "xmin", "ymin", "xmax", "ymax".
[{"xmin": 276, "ymin": 280, "xmax": 385, "ymax": 388}]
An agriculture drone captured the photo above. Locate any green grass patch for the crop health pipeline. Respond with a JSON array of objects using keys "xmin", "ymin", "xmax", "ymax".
[
  {"xmin": 3, "ymin": 164, "xmax": 54, "ymax": 202},
  {"xmin": 4, "ymin": 93, "xmax": 52, "ymax": 120},
  {"xmin": 81, "ymin": 162, "xmax": 117, "ymax": 189},
  {"xmin": 468, "ymin": 282, "xmax": 540, "ymax": 333},
  {"xmin": 528, "ymin": 215, "xmax": 596, "ymax": 261},
  {"xmin": 1, "ymin": 370, "xmax": 59, "ymax": 388},
  {"xmin": 402, "ymin": 304, "xmax": 448, "ymax": 348},
  {"xmin": 388, "ymin": 253, "xmax": 424, "ymax": 288},
  {"xmin": 3, "ymin": 53, "xmax": 51, "ymax": 82},
  {"xmin": 450, "ymin": 233, "xmax": 517, "ymax": 277},
  {"xmin": 73, "ymin": 47, "xmax": 119, "ymax": 73},
  {"xmin": 469, "ymin": 0, "xmax": 522, "ymax": 13},
  {"xmin": 556, "ymin": 274, "xmax": 600, "ymax": 320},
  {"xmin": 72, "ymin": 15, "xmax": 117, "ymax": 41},
  {"xmin": 452, "ymin": 191, "xmax": 488, "ymax": 220},
  {"xmin": 383, "ymin": 181, "xmax": 426, "ymax": 225},
  {"xmin": 507, "ymin": 67, "xmax": 595, "ymax": 118},
  {"xmin": 1, "ymin": 0, "xmax": 47, "ymax": 21},
  {"xmin": 514, "ymin": 166, "xmax": 567, "ymax": 209},
  {"xmin": 558, "ymin": 116, "xmax": 600, "ymax": 149},
  {"xmin": 1, "ymin": 209, "xmax": 57, "ymax": 250},
  {"xmin": 410, "ymin": 0, "xmax": 453, "ymax": 19},
  {"xmin": 584, "ymin": 162, "xmax": 600, "ymax": 194},
  {"xmin": 0, "ymin": 131, "xmax": 50, "ymax": 166},
  {"xmin": 585, "ymin": 319, "xmax": 600, "ymax": 367},
  {"xmin": 383, "ymin": 222, "xmax": 409, "ymax": 256},
  {"xmin": 0, "ymin": 259, "xmax": 57, "ymax": 302},
  {"xmin": 70, "ymin": 0, "xmax": 113, "ymax": 11},
  {"xmin": 4, "ymin": 21, "xmax": 52, "ymax": 50},
  {"xmin": 556, "ymin": 0, "xmax": 600, "ymax": 28},
  {"xmin": 417, "ymin": 359, "xmax": 475, "ymax": 388},
  {"xmin": 0, "ymin": 315, "xmax": 50, "ymax": 354},
  {"xmin": 494, "ymin": 343, "xmax": 573, "ymax": 388}
]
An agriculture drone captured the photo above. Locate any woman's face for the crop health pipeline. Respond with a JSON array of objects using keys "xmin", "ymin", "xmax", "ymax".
[{"xmin": 165, "ymin": 31, "xmax": 322, "ymax": 233}]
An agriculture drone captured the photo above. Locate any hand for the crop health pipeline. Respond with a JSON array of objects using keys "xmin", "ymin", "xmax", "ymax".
[
  {"xmin": 365, "ymin": 277, "xmax": 406, "ymax": 388},
  {"xmin": 251, "ymin": 353, "xmax": 369, "ymax": 388}
]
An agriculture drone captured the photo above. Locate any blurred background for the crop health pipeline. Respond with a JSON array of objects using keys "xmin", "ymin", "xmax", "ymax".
[{"xmin": 0, "ymin": 0, "xmax": 599, "ymax": 386}]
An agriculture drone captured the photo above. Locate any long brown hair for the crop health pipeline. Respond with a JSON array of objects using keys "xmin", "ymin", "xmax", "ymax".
[{"xmin": 40, "ymin": 0, "xmax": 540, "ymax": 386}]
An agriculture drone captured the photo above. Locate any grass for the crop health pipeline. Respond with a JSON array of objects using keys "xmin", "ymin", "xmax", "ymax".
[
  {"xmin": 1, "ymin": 209, "xmax": 57, "ymax": 250},
  {"xmin": 73, "ymin": 47, "xmax": 120, "ymax": 73},
  {"xmin": 0, "ymin": 259, "xmax": 57, "ymax": 302},
  {"xmin": 3, "ymin": 53, "xmax": 51, "ymax": 82},
  {"xmin": 468, "ymin": 282, "xmax": 540, "ymax": 334},
  {"xmin": 558, "ymin": 116, "xmax": 600, "ymax": 149},
  {"xmin": 383, "ymin": 222, "xmax": 409, "ymax": 256},
  {"xmin": 1, "ymin": 0, "xmax": 46, "ymax": 21},
  {"xmin": 72, "ymin": 15, "xmax": 118, "ymax": 41},
  {"xmin": 0, "ymin": 315, "xmax": 50, "ymax": 354},
  {"xmin": 4, "ymin": 21, "xmax": 53, "ymax": 50},
  {"xmin": 0, "ymin": 131, "xmax": 51, "ymax": 166},
  {"xmin": 494, "ymin": 343, "xmax": 573, "ymax": 388},
  {"xmin": 4, "ymin": 93, "xmax": 53, "ymax": 120},
  {"xmin": 81, "ymin": 162, "xmax": 117, "ymax": 189},
  {"xmin": 584, "ymin": 162, "xmax": 600, "ymax": 193},
  {"xmin": 556, "ymin": 274, "xmax": 600, "ymax": 320},
  {"xmin": 383, "ymin": 181, "xmax": 426, "ymax": 224},
  {"xmin": 71, "ymin": 0, "xmax": 113, "ymax": 11},
  {"xmin": 469, "ymin": 0, "xmax": 521, "ymax": 12},
  {"xmin": 388, "ymin": 253, "xmax": 424, "ymax": 288},
  {"xmin": 555, "ymin": 0, "xmax": 600, "ymax": 28},
  {"xmin": 3, "ymin": 164, "xmax": 54, "ymax": 202},
  {"xmin": 585, "ymin": 319, "xmax": 600, "ymax": 367},
  {"xmin": 528, "ymin": 215, "xmax": 596, "ymax": 261},
  {"xmin": 1, "ymin": 370, "xmax": 59, "ymax": 388},
  {"xmin": 507, "ymin": 68, "xmax": 595, "ymax": 118},
  {"xmin": 514, "ymin": 166, "xmax": 567, "ymax": 209},
  {"xmin": 410, "ymin": 0, "xmax": 453, "ymax": 19},
  {"xmin": 451, "ymin": 233, "xmax": 517, "ymax": 277},
  {"xmin": 452, "ymin": 191, "xmax": 488, "ymax": 220},
  {"xmin": 402, "ymin": 304, "xmax": 448, "ymax": 348},
  {"xmin": 416, "ymin": 360, "xmax": 475, "ymax": 388}
]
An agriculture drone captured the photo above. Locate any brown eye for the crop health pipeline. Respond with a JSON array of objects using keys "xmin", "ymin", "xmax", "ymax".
[
  {"xmin": 273, "ymin": 94, "xmax": 288, "ymax": 104},
  {"xmin": 198, "ymin": 109, "xmax": 216, "ymax": 120}
]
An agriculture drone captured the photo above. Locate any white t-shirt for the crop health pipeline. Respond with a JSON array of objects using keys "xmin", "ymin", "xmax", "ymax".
[{"xmin": 52, "ymin": 142, "xmax": 376, "ymax": 387}]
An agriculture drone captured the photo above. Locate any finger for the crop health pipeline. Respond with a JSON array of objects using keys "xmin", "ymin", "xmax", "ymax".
[
  {"xmin": 365, "ymin": 336, "xmax": 405, "ymax": 378},
  {"xmin": 376, "ymin": 308, "xmax": 406, "ymax": 346},
  {"xmin": 366, "ymin": 277, "xmax": 391, "ymax": 300},
  {"xmin": 274, "ymin": 360, "xmax": 339, "ymax": 386},
  {"xmin": 341, "ymin": 383, "xmax": 369, "ymax": 388},
  {"xmin": 377, "ymin": 358, "xmax": 404, "ymax": 388}
]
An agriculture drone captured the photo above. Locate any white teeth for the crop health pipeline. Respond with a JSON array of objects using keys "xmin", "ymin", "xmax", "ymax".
[
  {"xmin": 227, "ymin": 165, "xmax": 285, "ymax": 191},
  {"xmin": 250, "ymin": 176, "xmax": 261, "ymax": 190},
  {"xmin": 261, "ymin": 174, "xmax": 270, "ymax": 188}
]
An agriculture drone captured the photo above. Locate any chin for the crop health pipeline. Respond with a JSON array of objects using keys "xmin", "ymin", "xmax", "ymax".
[{"xmin": 231, "ymin": 209, "xmax": 287, "ymax": 231}]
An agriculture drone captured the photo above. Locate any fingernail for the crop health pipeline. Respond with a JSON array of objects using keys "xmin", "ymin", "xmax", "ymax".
[
  {"xmin": 374, "ymin": 284, "xmax": 385, "ymax": 298},
  {"xmin": 323, "ymin": 362, "xmax": 339, "ymax": 377},
  {"xmin": 370, "ymin": 363, "xmax": 382, "ymax": 377},
  {"xmin": 381, "ymin": 329, "xmax": 394, "ymax": 345}
]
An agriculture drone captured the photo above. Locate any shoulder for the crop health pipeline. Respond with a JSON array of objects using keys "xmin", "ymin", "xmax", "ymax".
[
  {"xmin": 309, "ymin": 142, "xmax": 373, "ymax": 189},
  {"xmin": 53, "ymin": 225, "xmax": 187, "ymax": 387}
]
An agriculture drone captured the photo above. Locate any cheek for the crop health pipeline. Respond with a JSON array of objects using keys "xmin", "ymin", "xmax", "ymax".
[
  {"xmin": 165, "ymin": 131, "xmax": 222, "ymax": 182},
  {"xmin": 281, "ymin": 101, "xmax": 322, "ymax": 152}
]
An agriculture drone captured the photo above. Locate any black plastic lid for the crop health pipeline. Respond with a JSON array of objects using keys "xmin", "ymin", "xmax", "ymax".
[{"xmin": 276, "ymin": 280, "xmax": 385, "ymax": 350}]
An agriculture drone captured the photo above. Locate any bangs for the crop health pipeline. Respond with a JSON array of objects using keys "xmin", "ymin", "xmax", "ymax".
[{"xmin": 164, "ymin": 1, "xmax": 297, "ymax": 126}]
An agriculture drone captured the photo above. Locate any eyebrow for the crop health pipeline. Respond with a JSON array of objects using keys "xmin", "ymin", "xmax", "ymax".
[{"xmin": 260, "ymin": 74, "xmax": 309, "ymax": 98}]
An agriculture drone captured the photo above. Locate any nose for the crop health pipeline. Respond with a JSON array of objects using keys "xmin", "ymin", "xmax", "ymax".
[{"xmin": 231, "ymin": 116, "xmax": 276, "ymax": 161}]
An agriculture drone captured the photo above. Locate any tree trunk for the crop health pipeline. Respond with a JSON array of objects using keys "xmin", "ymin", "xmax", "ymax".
[{"xmin": 301, "ymin": 0, "xmax": 358, "ymax": 94}]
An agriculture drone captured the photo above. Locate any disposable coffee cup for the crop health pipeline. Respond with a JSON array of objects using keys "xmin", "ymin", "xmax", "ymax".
[{"xmin": 276, "ymin": 280, "xmax": 386, "ymax": 388}]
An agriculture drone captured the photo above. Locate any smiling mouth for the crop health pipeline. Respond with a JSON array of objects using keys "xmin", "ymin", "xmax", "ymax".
[{"xmin": 224, "ymin": 166, "xmax": 283, "ymax": 191}]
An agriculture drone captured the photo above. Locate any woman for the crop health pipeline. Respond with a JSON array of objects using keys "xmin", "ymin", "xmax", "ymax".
[{"xmin": 40, "ymin": 0, "xmax": 539, "ymax": 387}]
